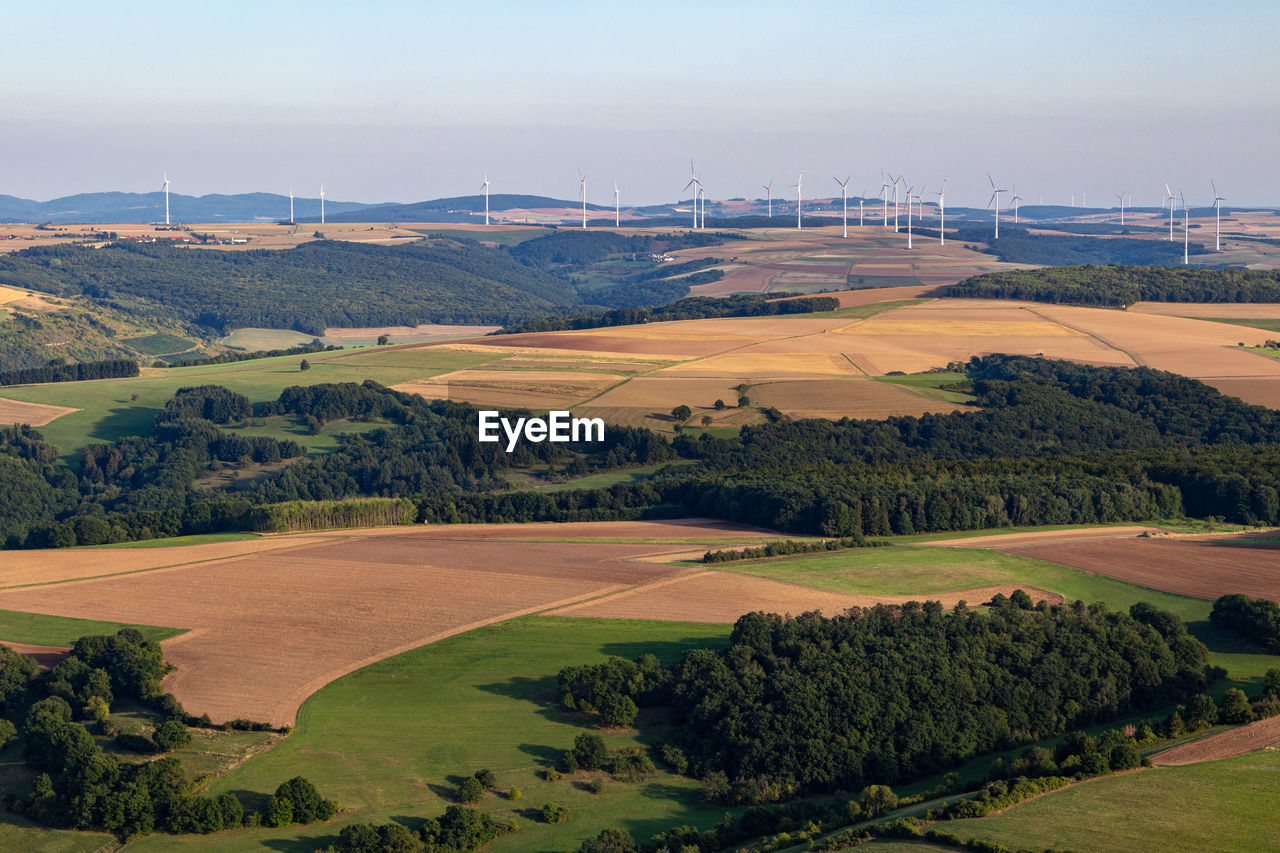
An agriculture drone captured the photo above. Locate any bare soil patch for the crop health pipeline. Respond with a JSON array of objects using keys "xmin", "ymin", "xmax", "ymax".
[
  {"xmin": 548, "ymin": 571, "xmax": 1063, "ymax": 623},
  {"xmin": 0, "ymin": 396, "xmax": 79, "ymax": 426},
  {"xmin": 0, "ymin": 535, "xmax": 700, "ymax": 726},
  {"xmin": 925, "ymin": 526, "xmax": 1162, "ymax": 549},
  {"xmin": 0, "ymin": 641, "xmax": 69, "ymax": 670},
  {"xmin": 1151, "ymin": 716, "xmax": 1280, "ymax": 765},
  {"xmin": 1204, "ymin": 377, "xmax": 1280, "ymax": 409},
  {"xmin": 997, "ymin": 536, "xmax": 1280, "ymax": 602},
  {"xmin": 392, "ymin": 368, "xmax": 623, "ymax": 408}
]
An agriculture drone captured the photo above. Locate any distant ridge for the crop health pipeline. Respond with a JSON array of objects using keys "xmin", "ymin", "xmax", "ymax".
[
  {"xmin": 314, "ymin": 193, "xmax": 612, "ymax": 223},
  {"xmin": 0, "ymin": 192, "xmax": 377, "ymax": 224}
]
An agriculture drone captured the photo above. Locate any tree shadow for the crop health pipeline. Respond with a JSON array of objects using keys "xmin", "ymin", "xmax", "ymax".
[
  {"xmin": 517, "ymin": 742, "xmax": 563, "ymax": 764},
  {"xmin": 1187, "ymin": 619, "xmax": 1274, "ymax": 658},
  {"xmin": 263, "ymin": 832, "xmax": 340, "ymax": 853},
  {"xmin": 597, "ymin": 636, "xmax": 730, "ymax": 663},
  {"xmin": 224, "ymin": 788, "xmax": 270, "ymax": 814},
  {"xmin": 389, "ymin": 814, "xmax": 431, "ymax": 834}
]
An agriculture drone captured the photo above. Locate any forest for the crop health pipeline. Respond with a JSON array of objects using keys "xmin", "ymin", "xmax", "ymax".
[
  {"xmin": 952, "ymin": 226, "xmax": 1204, "ymax": 266},
  {"xmin": 559, "ymin": 597, "xmax": 1212, "ymax": 798},
  {"xmin": 949, "ymin": 265, "xmax": 1280, "ymax": 307},
  {"xmin": 495, "ymin": 294, "xmax": 839, "ymax": 335}
]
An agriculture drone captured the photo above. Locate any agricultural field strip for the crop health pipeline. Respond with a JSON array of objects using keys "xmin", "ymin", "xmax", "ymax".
[
  {"xmin": 1149, "ymin": 714, "xmax": 1280, "ymax": 765},
  {"xmin": 1021, "ymin": 305, "xmax": 1145, "ymax": 366}
]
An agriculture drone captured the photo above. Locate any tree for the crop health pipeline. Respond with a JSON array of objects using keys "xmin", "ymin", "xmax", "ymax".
[
  {"xmin": 275, "ymin": 776, "xmax": 335, "ymax": 823},
  {"xmin": 153, "ymin": 720, "xmax": 192, "ymax": 752},
  {"xmin": 598, "ymin": 693, "xmax": 638, "ymax": 728},
  {"xmin": 1108, "ymin": 741, "xmax": 1140, "ymax": 770},
  {"xmin": 263, "ymin": 794, "xmax": 294, "ymax": 828},
  {"xmin": 299, "ymin": 359, "xmax": 311, "ymax": 371},
  {"xmin": 860, "ymin": 784, "xmax": 899, "ymax": 818},
  {"xmin": 457, "ymin": 775, "xmax": 484, "ymax": 803},
  {"xmin": 541, "ymin": 802, "xmax": 569, "ymax": 823},
  {"xmin": 714, "ymin": 399, "xmax": 726, "ymax": 410},
  {"xmin": 671, "ymin": 405, "xmax": 692, "ymax": 422},
  {"xmin": 1219, "ymin": 688, "xmax": 1254, "ymax": 724},
  {"xmin": 578, "ymin": 827, "xmax": 637, "ymax": 853},
  {"xmin": 573, "ymin": 732, "xmax": 608, "ymax": 770},
  {"xmin": 474, "ymin": 768, "xmax": 497, "ymax": 789},
  {"xmin": 700, "ymin": 415, "xmax": 713, "ymax": 427},
  {"xmin": 376, "ymin": 335, "xmax": 390, "ymax": 346}
]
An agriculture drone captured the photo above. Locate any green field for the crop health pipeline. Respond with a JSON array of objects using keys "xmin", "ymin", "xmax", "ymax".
[
  {"xmin": 122, "ymin": 331, "xmax": 198, "ymax": 355},
  {"xmin": 876, "ymin": 370, "xmax": 974, "ymax": 403},
  {"xmin": 129, "ymin": 616, "xmax": 733, "ymax": 852},
  {"xmin": 0, "ymin": 608, "xmax": 180, "ymax": 646},
  {"xmin": 1197, "ymin": 316, "xmax": 1280, "ymax": 334},
  {"xmin": 220, "ymin": 327, "xmax": 316, "ymax": 350},
  {"xmin": 413, "ymin": 228, "xmax": 551, "ymax": 247},
  {"xmin": 720, "ymin": 542, "xmax": 1280, "ymax": 678},
  {"xmin": 91, "ymin": 532, "xmax": 259, "ymax": 549},
  {"xmin": 0, "ymin": 817, "xmax": 110, "ymax": 853},
  {"xmin": 0, "ymin": 347, "xmax": 497, "ymax": 462},
  {"xmin": 949, "ymin": 751, "xmax": 1280, "ymax": 852},
  {"xmin": 533, "ymin": 460, "xmax": 695, "ymax": 492},
  {"xmin": 219, "ymin": 415, "xmax": 390, "ymax": 454},
  {"xmin": 812, "ymin": 298, "xmax": 929, "ymax": 319}
]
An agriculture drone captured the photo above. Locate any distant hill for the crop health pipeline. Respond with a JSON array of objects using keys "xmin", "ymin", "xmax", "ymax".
[
  {"xmin": 0, "ymin": 192, "xmax": 377, "ymax": 224},
  {"xmin": 317, "ymin": 194, "xmax": 612, "ymax": 223}
]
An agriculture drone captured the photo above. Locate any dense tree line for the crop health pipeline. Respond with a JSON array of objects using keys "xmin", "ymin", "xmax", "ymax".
[
  {"xmin": 495, "ymin": 295, "xmax": 840, "ymax": 335},
  {"xmin": 0, "ymin": 240, "xmax": 581, "ymax": 334},
  {"xmin": 949, "ymin": 265, "xmax": 1280, "ymax": 307},
  {"xmin": 1211, "ymin": 593, "xmax": 1280, "ymax": 652},
  {"xmin": 560, "ymin": 596, "xmax": 1210, "ymax": 799},
  {"xmin": 1, "ymin": 630, "xmax": 329, "ymax": 840},
  {"xmin": 953, "ymin": 227, "xmax": 1203, "ymax": 266},
  {"xmin": 161, "ymin": 340, "xmax": 341, "ymax": 367},
  {"xmin": 506, "ymin": 230, "xmax": 730, "ymax": 269},
  {"xmin": 0, "ymin": 357, "xmax": 138, "ymax": 386}
]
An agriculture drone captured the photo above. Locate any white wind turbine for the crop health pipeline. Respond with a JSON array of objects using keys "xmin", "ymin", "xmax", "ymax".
[
  {"xmin": 480, "ymin": 173, "xmax": 491, "ymax": 225},
  {"xmin": 794, "ymin": 171, "xmax": 803, "ymax": 230},
  {"xmin": 763, "ymin": 178, "xmax": 774, "ymax": 218},
  {"xmin": 936, "ymin": 177, "xmax": 948, "ymax": 246},
  {"xmin": 1010, "ymin": 189, "xmax": 1023, "ymax": 225},
  {"xmin": 682, "ymin": 163, "xmax": 701, "ymax": 230},
  {"xmin": 988, "ymin": 173, "xmax": 1008, "ymax": 240},
  {"xmin": 1211, "ymin": 180, "xmax": 1225, "ymax": 252},
  {"xmin": 578, "ymin": 171, "xmax": 588, "ymax": 230},
  {"xmin": 1163, "ymin": 179, "xmax": 1175, "ymax": 241},
  {"xmin": 162, "ymin": 172, "xmax": 171, "ymax": 225},
  {"xmin": 1181, "ymin": 189, "xmax": 1190, "ymax": 265},
  {"xmin": 699, "ymin": 183, "xmax": 707, "ymax": 229},
  {"xmin": 880, "ymin": 173, "xmax": 890, "ymax": 228},
  {"xmin": 858, "ymin": 188, "xmax": 868, "ymax": 228},
  {"xmin": 905, "ymin": 182, "xmax": 916, "ymax": 249},
  {"xmin": 1115, "ymin": 191, "xmax": 1126, "ymax": 225},
  {"xmin": 834, "ymin": 175, "xmax": 851, "ymax": 238},
  {"xmin": 890, "ymin": 172, "xmax": 902, "ymax": 232},
  {"xmin": 614, "ymin": 181, "xmax": 620, "ymax": 228},
  {"xmin": 320, "ymin": 185, "xmax": 325, "ymax": 225},
  {"xmin": 288, "ymin": 188, "xmax": 294, "ymax": 224}
]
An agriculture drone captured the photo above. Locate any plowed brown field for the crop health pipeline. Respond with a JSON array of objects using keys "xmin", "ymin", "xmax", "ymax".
[
  {"xmin": 997, "ymin": 537, "xmax": 1280, "ymax": 602},
  {"xmin": 548, "ymin": 571, "xmax": 1062, "ymax": 623},
  {"xmin": 1152, "ymin": 716, "xmax": 1280, "ymax": 765}
]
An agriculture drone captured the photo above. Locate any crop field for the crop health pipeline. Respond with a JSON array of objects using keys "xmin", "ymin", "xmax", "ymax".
[
  {"xmin": 996, "ymin": 534, "xmax": 1280, "ymax": 602},
  {"xmin": 948, "ymin": 750, "xmax": 1280, "ymax": 853},
  {"xmin": 0, "ymin": 395, "xmax": 78, "ymax": 426},
  {"xmin": 0, "ymin": 521, "xmax": 762, "ymax": 726},
  {"xmin": 393, "ymin": 367, "xmax": 625, "ymax": 409},
  {"xmin": 1152, "ymin": 715, "xmax": 1280, "ymax": 766}
]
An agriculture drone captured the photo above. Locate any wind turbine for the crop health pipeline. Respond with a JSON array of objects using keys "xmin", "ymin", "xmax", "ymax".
[
  {"xmin": 682, "ymin": 163, "xmax": 701, "ymax": 230},
  {"xmin": 1211, "ymin": 180, "xmax": 1225, "ymax": 252},
  {"xmin": 162, "ymin": 172, "xmax": 171, "ymax": 225},
  {"xmin": 1163, "ymin": 179, "xmax": 1175, "ymax": 241},
  {"xmin": 480, "ymin": 173, "xmax": 491, "ymax": 225},
  {"xmin": 987, "ymin": 173, "xmax": 1008, "ymax": 240},
  {"xmin": 1181, "ymin": 189, "xmax": 1190, "ymax": 265},
  {"xmin": 936, "ymin": 177, "xmax": 948, "ymax": 246},
  {"xmin": 578, "ymin": 171, "xmax": 588, "ymax": 230},
  {"xmin": 1010, "ymin": 190, "xmax": 1023, "ymax": 225},
  {"xmin": 698, "ymin": 183, "xmax": 707, "ymax": 229},
  {"xmin": 880, "ymin": 173, "xmax": 890, "ymax": 228},
  {"xmin": 834, "ymin": 175, "xmax": 851, "ymax": 238},
  {"xmin": 288, "ymin": 188, "xmax": 294, "ymax": 224},
  {"xmin": 794, "ymin": 171, "xmax": 803, "ymax": 230},
  {"xmin": 762, "ymin": 178, "xmax": 774, "ymax": 219},
  {"xmin": 614, "ymin": 181, "xmax": 620, "ymax": 228},
  {"xmin": 890, "ymin": 173, "xmax": 902, "ymax": 232},
  {"xmin": 858, "ymin": 188, "xmax": 867, "ymax": 228},
  {"xmin": 905, "ymin": 183, "xmax": 916, "ymax": 249},
  {"xmin": 1115, "ymin": 191, "xmax": 1126, "ymax": 225},
  {"xmin": 320, "ymin": 185, "xmax": 325, "ymax": 225}
]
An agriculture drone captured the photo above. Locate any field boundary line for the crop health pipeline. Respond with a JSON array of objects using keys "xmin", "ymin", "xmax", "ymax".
[{"xmin": 1022, "ymin": 305, "xmax": 1146, "ymax": 366}]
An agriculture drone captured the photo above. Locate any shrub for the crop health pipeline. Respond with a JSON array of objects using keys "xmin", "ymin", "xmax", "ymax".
[
  {"xmin": 457, "ymin": 775, "xmax": 484, "ymax": 803},
  {"xmin": 541, "ymin": 802, "xmax": 570, "ymax": 824},
  {"xmin": 263, "ymin": 794, "xmax": 293, "ymax": 828},
  {"xmin": 659, "ymin": 744, "xmax": 688, "ymax": 775},
  {"xmin": 587, "ymin": 777, "xmax": 607, "ymax": 794},
  {"xmin": 274, "ymin": 776, "xmax": 335, "ymax": 823},
  {"xmin": 577, "ymin": 827, "xmax": 637, "ymax": 853},
  {"xmin": 1219, "ymin": 688, "xmax": 1255, "ymax": 724},
  {"xmin": 573, "ymin": 732, "xmax": 608, "ymax": 770},
  {"xmin": 474, "ymin": 768, "xmax": 497, "ymax": 789},
  {"xmin": 557, "ymin": 750, "xmax": 579, "ymax": 774},
  {"xmin": 1108, "ymin": 741, "xmax": 1141, "ymax": 770}
]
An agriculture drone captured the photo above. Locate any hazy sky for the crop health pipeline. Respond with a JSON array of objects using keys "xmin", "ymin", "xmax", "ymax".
[{"xmin": 4, "ymin": 0, "xmax": 1277, "ymax": 207}]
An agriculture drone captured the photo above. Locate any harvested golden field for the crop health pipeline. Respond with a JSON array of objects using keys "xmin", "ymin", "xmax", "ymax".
[
  {"xmin": 0, "ymin": 396, "xmax": 79, "ymax": 426},
  {"xmin": 925, "ymin": 526, "xmax": 1163, "ymax": 549},
  {"xmin": 1204, "ymin": 377, "xmax": 1280, "ymax": 408},
  {"xmin": 657, "ymin": 351, "xmax": 860, "ymax": 378},
  {"xmin": 392, "ymin": 368, "xmax": 624, "ymax": 408},
  {"xmin": 1151, "ymin": 716, "xmax": 1280, "ymax": 765},
  {"xmin": 0, "ymin": 532, "xmax": 722, "ymax": 725},
  {"xmin": 322, "ymin": 322, "xmax": 500, "ymax": 340},
  {"xmin": 588, "ymin": 376, "xmax": 745, "ymax": 409},
  {"xmin": 1130, "ymin": 302, "xmax": 1280, "ymax": 319},
  {"xmin": 549, "ymin": 570, "xmax": 1063, "ymax": 623},
  {"xmin": 750, "ymin": 378, "xmax": 968, "ymax": 419},
  {"xmin": 0, "ymin": 284, "xmax": 34, "ymax": 304},
  {"xmin": 997, "ymin": 536, "xmax": 1280, "ymax": 602}
]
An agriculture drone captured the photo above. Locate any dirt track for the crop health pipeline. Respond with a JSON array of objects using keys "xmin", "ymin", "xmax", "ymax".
[{"xmin": 1152, "ymin": 716, "xmax": 1280, "ymax": 765}]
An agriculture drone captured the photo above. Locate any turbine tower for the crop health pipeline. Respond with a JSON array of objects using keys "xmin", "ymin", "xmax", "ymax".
[
  {"xmin": 578, "ymin": 171, "xmax": 587, "ymax": 230},
  {"xmin": 835, "ymin": 175, "xmax": 851, "ymax": 238},
  {"xmin": 289, "ymin": 188, "xmax": 294, "ymax": 224},
  {"xmin": 162, "ymin": 172, "xmax": 171, "ymax": 225},
  {"xmin": 614, "ymin": 181, "xmax": 620, "ymax": 228},
  {"xmin": 890, "ymin": 173, "xmax": 902, "ymax": 232},
  {"xmin": 699, "ymin": 183, "xmax": 707, "ymax": 229},
  {"xmin": 682, "ymin": 162, "xmax": 701, "ymax": 230},
  {"xmin": 936, "ymin": 177, "xmax": 948, "ymax": 246},
  {"xmin": 794, "ymin": 171, "xmax": 803, "ymax": 230},
  {"xmin": 480, "ymin": 172, "xmax": 491, "ymax": 226},
  {"xmin": 1163, "ymin": 179, "xmax": 1175, "ymax": 241},
  {"xmin": 988, "ymin": 173, "xmax": 1008, "ymax": 240},
  {"xmin": 1181, "ymin": 190, "xmax": 1190, "ymax": 265},
  {"xmin": 1116, "ymin": 191, "xmax": 1126, "ymax": 225},
  {"xmin": 320, "ymin": 185, "xmax": 325, "ymax": 225},
  {"xmin": 763, "ymin": 178, "xmax": 774, "ymax": 218},
  {"xmin": 880, "ymin": 173, "xmax": 890, "ymax": 228},
  {"xmin": 1010, "ymin": 191, "xmax": 1023, "ymax": 225},
  {"xmin": 905, "ymin": 183, "xmax": 915, "ymax": 249},
  {"xmin": 858, "ymin": 188, "xmax": 867, "ymax": 228},
  {"xmin": 1211, "ymin": 180, "xmax": 1225, "ymax": 252}
]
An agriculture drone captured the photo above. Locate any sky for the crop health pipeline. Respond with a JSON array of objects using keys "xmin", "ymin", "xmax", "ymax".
[{"xmin": 3, "ymin": 0, "xmax": 1277, "ymax": 208}]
